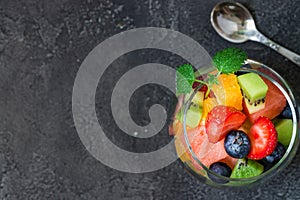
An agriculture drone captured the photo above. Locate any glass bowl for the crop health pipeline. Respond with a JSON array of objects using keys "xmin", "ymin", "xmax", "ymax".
[{"xmin": 173, "ymin": 59, "xmax": 299, "ymax": 188}]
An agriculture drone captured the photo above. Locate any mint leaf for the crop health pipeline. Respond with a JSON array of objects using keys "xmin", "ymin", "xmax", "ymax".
[
  {"xmin": 207, "ymin": 74, "xmax": 218, "ymax": 86},
  {"xmin": 176, "ymin": 64, "xmax": 195, "ymax": 94},
  {"xmin": 212, "ymin": 47, "xmax": 247, "ymax": 74}
]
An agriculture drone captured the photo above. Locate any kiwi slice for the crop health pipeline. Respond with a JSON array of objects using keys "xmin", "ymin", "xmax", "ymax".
[
  {"xmin": 237, "ymin": 73, "xmax": 268, "ymax": 102},
  {"xmin": 275, "ymin": 119, "xmax": 293, "ymax": 147},
  {"xmin": 237, "ymin": 73, "xmax": 268, "ymax": 114},
  {"xmin": 230, "ymin": 158, "xmax": 264, "ymax": 178},
  {"xmin": 181, "ymin": 91, "xmax": 204, "ymax": 128},
  {"xmin": 185, "ymin": 91, "xmax": 205, "ymax": 107},
  {"xmin": 186, "ymin": 105, "xmax": 202, "ymax": 128},
  {"xmin": 243, "ymin": 98, "xmax": 266, "ymax": 114}
]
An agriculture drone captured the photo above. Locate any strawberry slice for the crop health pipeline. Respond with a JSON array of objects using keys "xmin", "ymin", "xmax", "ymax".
[
  {"xmin": 205, "ymin": 105, "xmax": 247, "ymax": 143},
  {"xmin": 247, "ymin": 116, "xmax": 278, "ymax": 160}
]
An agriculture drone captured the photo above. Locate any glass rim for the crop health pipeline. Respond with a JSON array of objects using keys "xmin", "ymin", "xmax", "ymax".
[{"xmin": 182, "ymin": 59, "xmax": 300, "ymax": 183}]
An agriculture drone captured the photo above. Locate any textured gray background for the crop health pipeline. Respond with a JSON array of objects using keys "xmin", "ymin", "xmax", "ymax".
[{"xmin": 1, "ymin": 0, "xmax": 300, "ymax": 199}]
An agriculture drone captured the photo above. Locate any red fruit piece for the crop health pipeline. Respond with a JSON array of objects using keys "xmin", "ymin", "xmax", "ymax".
[
  {"xmin": 247, "ymin": 116, "xmax": 278, "ymax": 160},
  {"xmin": 192, "ymin": 76, "xmax": 215, "ymax": 98},
  {"xmin": 190, "ymin": 132, "xmax": 230, "ymax": 170},
  {"xmin": 205, "ymin": 105, "xmax": 247, "ymax": 143},
  {"xmin": 192, "ymin": 75, "xmax": 207, "ymax": 89}
]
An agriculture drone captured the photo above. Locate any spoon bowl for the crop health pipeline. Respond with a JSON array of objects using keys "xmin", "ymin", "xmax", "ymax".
[
  {"xmin": 210, "ymin": 2, "xmax": 300, "ymax": 66},
  {"xmin": 210, "ymin": 2, "xmax": 256, "ymax": 43}
]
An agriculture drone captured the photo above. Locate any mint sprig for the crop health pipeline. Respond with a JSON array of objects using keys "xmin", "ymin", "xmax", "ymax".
[
  {"xmin": 176, "ymin": 47, "xmax": 247, "ymax": 95},
  {"xmin": 213, "ymin": 47, "xmax": 247, "ymax": 74},
  {"xmin": 176, "ymin": 64, "xmax": 195, "ymax": 94},
  {"xmin": 175, "ymin": 64, "xmax": 208, "ymax": 95}
]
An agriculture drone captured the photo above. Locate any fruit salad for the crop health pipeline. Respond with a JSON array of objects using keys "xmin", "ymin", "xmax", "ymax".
[{"xmin": 170, "ymin": 48, "xmax": 298, "ymax": 186}]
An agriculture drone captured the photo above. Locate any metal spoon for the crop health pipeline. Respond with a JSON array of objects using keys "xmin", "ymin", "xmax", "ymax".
[{"xmin": 211, "ymin": 2, "xmax": 300, "ymax": 66}]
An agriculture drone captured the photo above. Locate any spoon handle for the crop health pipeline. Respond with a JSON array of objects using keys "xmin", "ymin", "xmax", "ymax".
[{"xmin": 253, "ymin": 31, "xmax": 300, "ymax": 66}]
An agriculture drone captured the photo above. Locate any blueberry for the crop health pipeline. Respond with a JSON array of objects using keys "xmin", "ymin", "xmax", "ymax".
[
  {"xmin": 224, "ymin": 130, "xmax": 251, "ymax": 159},
  {"xmin": 259, "ymin": 142, "xmax": 286, "ymax": 171},
  {"xmin": 279, "ymin": 105, "xmax": 292, "ymax": 119},
  {"xmin": 208, "ymin": 162, "xmax": 232, "ymax": 183}
]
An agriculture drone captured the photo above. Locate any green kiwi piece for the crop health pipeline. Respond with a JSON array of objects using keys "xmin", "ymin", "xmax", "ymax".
[
  {"xmin": 275, "ymin": 119, "xmax": 293, "ymax": 148},
  {"xmin": 185, "ymin": 91, "xmax": 205, "ymax": 107},
  {"xmin": 237, "ymin": 73, "xmax": 268, "ymax": 103},
  {"xmin": 230, "ymin": 158, "xmax": 264, "ymax": 179},
  {"xmin": 243, "ymin": 97, "xmax": 266, "ymax": 114},
  {"xmin": 179, "ymin": 91, "xmax": 204, "ymax": 128},
  {"xmin": 186, "ymin": 105, "xmax": 202, "ymax": 128}
]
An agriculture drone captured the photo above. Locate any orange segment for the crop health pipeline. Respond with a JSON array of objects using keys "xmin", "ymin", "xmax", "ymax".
[
  {"xmin": 172, "ymin": 120, "xmax": 189, "ymax": 161},
  {"xmin": 212, "ymin": 74, "xmax": 243, "ymax": 110},
  {"xmin": 200, "ymin": 97, "xmax": 218, "ymax": 124},
  {"xmin": 175, "ymin": 137, "xmax": 191, "ymax": 162},
  {"xmin": 169, "ymin": 119, "xmax": 182, "ymax": 136}
]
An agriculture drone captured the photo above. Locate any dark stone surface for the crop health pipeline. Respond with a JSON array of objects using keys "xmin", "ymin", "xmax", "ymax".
[{"xmin": 0, "ymin": 0, "xmax": 300, "ymax": 199}]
